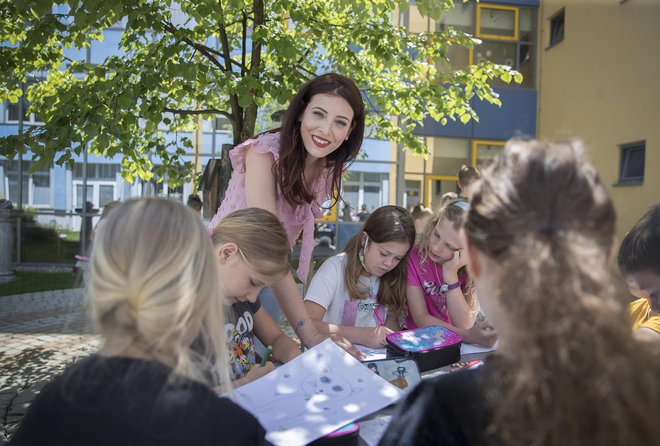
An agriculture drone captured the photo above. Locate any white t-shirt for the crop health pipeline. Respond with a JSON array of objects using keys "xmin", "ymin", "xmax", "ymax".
[{"xmin": 304, "ymin": 253, "xmax": 386, "ymax": 327}]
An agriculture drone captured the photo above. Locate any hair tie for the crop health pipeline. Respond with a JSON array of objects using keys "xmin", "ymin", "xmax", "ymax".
[{"xmin": 450, "ymin": 200, "xmax": 471, "ymax": 212}]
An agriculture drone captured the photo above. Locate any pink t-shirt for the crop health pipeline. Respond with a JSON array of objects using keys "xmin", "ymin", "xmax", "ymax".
[
  {"xmin": 404, "ymin": 246, "xmax": 467, "ymax": 329},
  {"xmin": 208, "ymin": 132, "xmax": 333, "ymax": 283}
]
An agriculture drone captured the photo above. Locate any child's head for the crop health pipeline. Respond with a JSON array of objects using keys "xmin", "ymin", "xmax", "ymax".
[
  {"xmin": 462, "ymin": 140, "xmax": 654, "ymax": 446},
  {"xmin": 618, "ymin": 203, "xmax": 660, "ymax": 313},
  {"xmin": 457, "ymin": 165, "xmax": 480, "ymax": 197},
  {"xmin": 186, "ymin": 194, "xmax": 203, "ymax": 215},
  {"xmin": 411, "ymin": 204, "xmax": 433, "ymax": 234},
  {"xmin": 344, "ymin": 206, "xmax": 415, "ymax": 314},
  {"xmin": 89, "ymin": 197, "xmax": 229, "ymax": 385},
  {"xmin": 211, "ymin": 208, "xmax": 291, "ymax": 304},
  {"xmin": 417, "ymin": 198, "xmax": 470, "ymax": 267},
  {"xmin": 278, "ymin": 73, "xmax": 365, "ymax": 205}
]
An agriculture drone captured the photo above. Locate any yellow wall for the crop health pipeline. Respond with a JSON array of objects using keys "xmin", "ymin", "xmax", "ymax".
[{"xmin": 537, "ymin": 0, "xmax": 660, "ymax": 240}]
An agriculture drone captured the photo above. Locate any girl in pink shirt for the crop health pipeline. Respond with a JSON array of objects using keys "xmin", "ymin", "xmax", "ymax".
[
  {"xmin": 209, "ymin": 74, "xmax": 365, "ymax": 352},
  {"xmin": 405, "ymin": 199, "xmax": 497, "ymax": 347}
]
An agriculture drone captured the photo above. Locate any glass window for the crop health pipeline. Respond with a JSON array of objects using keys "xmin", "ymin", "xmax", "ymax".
[
  {"xmin": 4, "ymin": 160, "xmax": 50, "ymax": 206},
  {"xmin": 549, "ymin": 9, "xmax": 565, "ymax": 47},
  {"xmin": 478, "ymin": 6, "xmax": 517, "ymax": 40},
  {"xmin": 618, "ymin": 142, "xmax": 645, "ymax": 185},
  {"xmin": 475, "ymin": 142, "xmax": 504, "ymax": 170},
  {"xmin": 426, "ymin": 178, "xmax": 459, "ymax": 211},
  {"xmin": 99, "ymin": 185, "xmax": 115, "ymax": 207},
  {"xmin": 76, "ymin": 184, "xmax": 94, "ymax": 209},
  {"xmin": 32, "ymin": 171, "xmax": 50, "ymax": 205},
  {"xmin": 5, "ymin": 78, "xmax": 44, "ymax": 124},
  {"xmin": 435, "ymin": 4, "xmax": 473, "ymax": 72},
  {"xmin": 405, "ymin": 180, "xmax": 422, "ymax": 210},
  {"xmin": 430, "ymin": 137, "xmax": 470, "ymax": 176}
]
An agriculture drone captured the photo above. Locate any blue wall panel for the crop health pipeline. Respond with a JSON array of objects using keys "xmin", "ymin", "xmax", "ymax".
[{"xmin": 472, "ymin": 88, "xmax": 537, "ymax": 140}]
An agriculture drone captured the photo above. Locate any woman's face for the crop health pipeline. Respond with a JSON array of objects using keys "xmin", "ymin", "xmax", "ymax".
[
  {"xmin": 299, "ymin": 93, "xmax": 354, "ymax": 162},
  {"xmin": 428, "ymin": 218, "xmax": 463, "ymax": 265},
  {"xmin": 362, "ymin": 236, "xmax": 410, "ymax": 277},
  {"xmin": 216, "ymin": 244, "xmax": 278, "ymax": 304}
]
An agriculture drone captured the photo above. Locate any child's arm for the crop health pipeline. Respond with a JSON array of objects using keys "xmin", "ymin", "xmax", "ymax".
[
  {"xmin": 443, "ymin": 251, "xmax": 479, "ymax": 329},
  {"xmin": 304, "ymin": 300, "xmax": 393, "ymax": 348},
  {"xmin": 252, "ymin": 307, "xmax": 301, "ymax": 363},
  {"xmin": 406, "ymin": 285, "xmax": 496, "ymax": 347},
  {"xmin": 385, "ymin": 311, "xmax": 401, "ymax": 332}
]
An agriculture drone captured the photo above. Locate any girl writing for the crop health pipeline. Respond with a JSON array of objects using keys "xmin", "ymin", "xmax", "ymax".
[
  {"xmin": 211, "ymin": 208, "xmax": 301, "ymax": 387},
  {"xmin": 209, "ymin": 73, "xmax": 365, "ymax": 353},
  {"xmin": 11, "ymin": 198, "xmax": 268, "ymax": 445},
  {"xmin": 405, "ymin": 199, "xmax": 496, "ymax": 347},
  {"xmin": 381, "ymin": 140, "xmax": 660, "ymax": 446},
  {"xmin": 304, "ymin": 206, "xmax": 415, "ymax": 348}
]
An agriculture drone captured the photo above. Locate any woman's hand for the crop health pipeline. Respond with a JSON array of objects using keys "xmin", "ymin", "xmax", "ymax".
[
  {"xmin": 329, "ymin": 334, "xmax": 366, "ymax": 360},
  {"xmin": 461, "ymin": 320, "xmax": 497, "ymax": 347}
]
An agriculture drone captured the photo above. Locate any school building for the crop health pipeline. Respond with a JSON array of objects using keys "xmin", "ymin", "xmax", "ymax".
[{"xmin": 1, "ymin": 0, "xmax": 657, "ymax": 264}]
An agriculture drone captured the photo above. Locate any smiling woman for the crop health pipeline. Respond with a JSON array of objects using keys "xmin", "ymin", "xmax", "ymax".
[{"xmin": 208, "ymin": 73, "xmax": 365, "ymax": 358}]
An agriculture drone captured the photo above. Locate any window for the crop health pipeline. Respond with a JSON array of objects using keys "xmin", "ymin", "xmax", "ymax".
[
  {"xmin": 5, "ymin": 78, "xmax": 45, "ymax": 124},
  {"xmin": 618, "ymin": 141, "xmax": 645, "ymax": 185},
  {"xmin": 472, "ymin": 140, "xmax": 505, "ymax": 170},
  {"xmin": 3, "ymin": 160, "xmax": 51, "ymax": 207},
  {"xmin": 549, "ymin": 9, "xmax": 565, "ymax": 48},
  {"xmin": 476, "ymin": 5, "xmax": 518, "ymax": 41}
]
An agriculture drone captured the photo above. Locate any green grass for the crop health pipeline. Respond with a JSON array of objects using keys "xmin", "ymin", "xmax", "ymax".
[{"xmin": 0, "ymin": 271, "xmax": 80, "ymax": 297}]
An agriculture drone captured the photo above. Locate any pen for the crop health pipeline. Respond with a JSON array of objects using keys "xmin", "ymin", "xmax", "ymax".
[{"xmin": 260, "ymin": 345, "xmax": 273, "ymax": 367}]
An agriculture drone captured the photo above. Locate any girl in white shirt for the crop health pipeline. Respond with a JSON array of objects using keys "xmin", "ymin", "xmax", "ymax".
[{"xmin": 304, "ymin": 206, "xmax": 415, "ymax": 348}]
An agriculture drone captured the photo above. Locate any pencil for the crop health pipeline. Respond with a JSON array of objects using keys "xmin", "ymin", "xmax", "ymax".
[{"xmin": 260, "ymin": 345, "xmax": 273, "ymax": 367}]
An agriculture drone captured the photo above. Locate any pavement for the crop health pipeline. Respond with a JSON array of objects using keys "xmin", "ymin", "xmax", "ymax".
[
  {"xmin": 0, "ymin": 288, "xmax": 100, "ymax": 444},
  {"xmin": 0, "ymin": 287, "xmax": 298, "ymax": 444}
]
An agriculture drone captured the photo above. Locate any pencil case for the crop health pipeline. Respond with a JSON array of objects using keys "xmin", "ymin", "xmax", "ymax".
[
  {"xmin": 308, "ymin": 422, "xmax": 359, "ymax": 446},
  {"xmin": 386, "ymin": 325, "xmax": 462, "ymax": 372}
]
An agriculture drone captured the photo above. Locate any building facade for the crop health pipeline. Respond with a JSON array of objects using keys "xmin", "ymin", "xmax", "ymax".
[{"xmin": 536, "ymin": 0, "xmax": 660, "ymax": 240}]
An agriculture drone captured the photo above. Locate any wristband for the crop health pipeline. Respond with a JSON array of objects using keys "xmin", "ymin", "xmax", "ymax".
[{"xmin": 440, "ymin": 281, "xmax": 461, "ymax": 294}]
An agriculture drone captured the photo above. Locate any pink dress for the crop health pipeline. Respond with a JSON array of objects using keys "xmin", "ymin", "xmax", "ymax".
[{"xmin": 209, "ymin": 132, "xmax": 333, "ymax": 283}]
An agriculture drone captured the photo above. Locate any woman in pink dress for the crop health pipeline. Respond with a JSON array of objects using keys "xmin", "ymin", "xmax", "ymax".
[{"xmin": 209, "ymin": 73, "xmax": 365, "ymax": 353}]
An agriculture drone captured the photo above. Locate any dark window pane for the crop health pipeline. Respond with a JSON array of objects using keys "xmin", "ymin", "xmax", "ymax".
[{"xmin": 550, "ymin": 10, "xmax": 565, "ymax": 47}]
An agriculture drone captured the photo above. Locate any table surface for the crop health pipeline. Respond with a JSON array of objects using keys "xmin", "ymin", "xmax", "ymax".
[{"xmin": 355, "ymin": 349, "xmax": 494, "ymax": 446}]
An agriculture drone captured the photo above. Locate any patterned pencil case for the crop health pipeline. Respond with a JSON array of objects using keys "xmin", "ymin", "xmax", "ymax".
[{"xmin": 386, "ymin": 325, "xmax": 462, "ymax": 372}]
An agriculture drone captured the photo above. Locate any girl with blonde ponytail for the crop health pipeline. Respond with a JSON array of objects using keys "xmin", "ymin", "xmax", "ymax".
[
  {"xmin": 11, "ymin": 198, "xmax": 268, "ymax": 445},
  {"xmin": 381, "ymin": 140, "xmax": 660, "ymax": 446}
]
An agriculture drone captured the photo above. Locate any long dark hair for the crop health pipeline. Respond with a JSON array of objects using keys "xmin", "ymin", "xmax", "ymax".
[
  {"xmin": 464, "ymin": 140, "xmax": 660, "ymax": 446},
  {"xmin": 343, "ymin": 205, "xmax": 415, "ymax": 316},
  {"xmin": 277, "ymin": 73, "xmax": 365, "ymax": 206}
]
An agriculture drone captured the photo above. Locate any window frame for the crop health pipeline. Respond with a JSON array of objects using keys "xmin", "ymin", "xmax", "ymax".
[
  {"xmin": 548, "ymin": 8, "xmax": 565, "ymax": 48},
  {"xmin": 476, "ymin": 4, "xmax": 519, "ymax": 42},
  {"xmin": 617, "ymin": 141, "xmax": 645, "ymax": 186},
  {"xmin": 471, "ymin": 139, "xmax": 505, "ymax": 169}
]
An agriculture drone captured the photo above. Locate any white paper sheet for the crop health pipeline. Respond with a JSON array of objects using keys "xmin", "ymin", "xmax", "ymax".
[
  {"xmin": 356, "ymin": 344, "xmax": 387, "ymax": 360},
  {"xmin": 231, "ymin": 339, "xmax": 403, "ymax": 446},
  {"xmin": 359, "ymin": 415, "xmax": 392, "ymax": 446},
  {"xmin": 460, "ymin": 341, "xmax": 498, "ymax": 355}
]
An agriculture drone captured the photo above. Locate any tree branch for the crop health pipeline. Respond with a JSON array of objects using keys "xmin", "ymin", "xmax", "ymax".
[{"xmin": 163, "ymin": 107, "xmax": 234, "ymax": 122}]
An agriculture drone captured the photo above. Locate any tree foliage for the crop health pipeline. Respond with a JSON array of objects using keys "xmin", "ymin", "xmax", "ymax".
[{"xmin": 0, "ymin": 0, "xmax": 521, "ymax": 188}]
